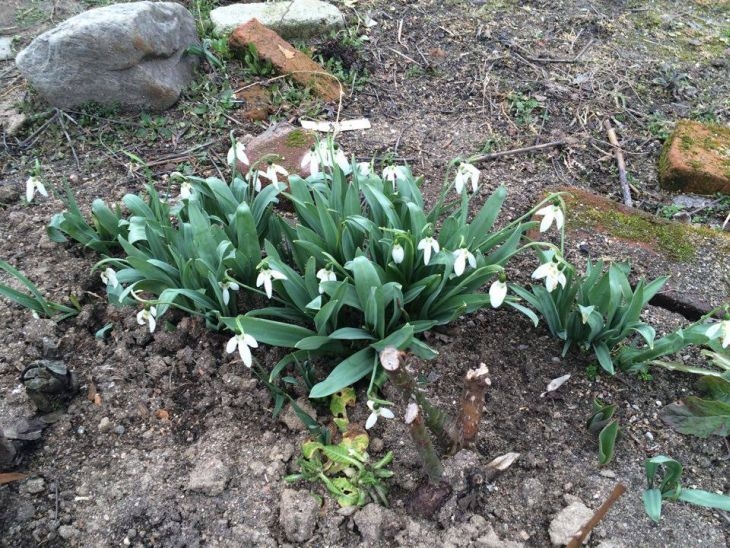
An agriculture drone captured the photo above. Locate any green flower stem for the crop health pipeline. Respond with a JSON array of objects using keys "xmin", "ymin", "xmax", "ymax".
[{"xmin": 405, "ymin": 403, "xmax": 443, "ymax": 484}]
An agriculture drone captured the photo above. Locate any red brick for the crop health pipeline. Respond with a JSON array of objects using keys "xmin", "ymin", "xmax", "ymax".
[
  {"xmin": 658, "ymin": 120, "xmax": 730, "ymax": 195},
  {"xmin": 229, "ymin": 19, "xmax": 342, "ymax": 102}
]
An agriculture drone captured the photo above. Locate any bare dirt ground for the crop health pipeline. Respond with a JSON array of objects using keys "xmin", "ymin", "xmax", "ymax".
[{"xmin": 1, "ymin": 0, "xmax": 729, "ymax": 546}]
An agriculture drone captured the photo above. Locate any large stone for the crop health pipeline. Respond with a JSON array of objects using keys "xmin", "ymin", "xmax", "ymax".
[
  {"xmin": 211, "ymin": 1, "xmax": 344, "ymax": 40},
  {"xmin": 658, "ymin": 120, "xmax": 730, "ymax": 195},
  {"xmin": 549, "ymin": 501, "xmax": 593, "ymax": 546},
  {"xmin": 187, "ymin": 456, "xmax": 231, "ymax": 496},
  {"xmin": 279, "ymin": 488, "xmax": 319, "ymax": 543},
  {"xmin": 15, "ymin": 1, "xmax": 199, "ymax": 111},
  {"xmin": 229, "ymin": 19, "xmax": 342, "ymax": 102}
]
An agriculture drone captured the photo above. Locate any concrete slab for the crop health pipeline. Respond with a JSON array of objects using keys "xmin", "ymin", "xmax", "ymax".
[{"xmin": 211, "ymin": 0, "xmax": 344, "ymax": 40}]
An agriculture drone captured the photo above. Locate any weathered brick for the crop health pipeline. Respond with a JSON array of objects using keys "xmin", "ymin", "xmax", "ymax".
[
  {"xmin": 229, "ymin": 19, "xmax": 342, "ymax": 102},
  {"xmin": 658, "ymin": 120, "xmax": 730, "ymax": 195}
]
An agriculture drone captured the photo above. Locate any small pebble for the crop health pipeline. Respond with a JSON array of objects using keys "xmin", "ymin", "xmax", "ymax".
[
  {"xmin": 645, "ymin": 431, "xmax": 654, "ymax": 442},
  {"xmin": 599, "ymin": 469, "xmax": 616, "ymax": 478},
  {"xmin": 551, "ymin": 357, "xmax": 561, "ymax": 364},
  {"xmin": 114, "ymin": 425, "xmax": 125, "ymax": 435},
  {"xmin": 23, "ymin": 477, "xmax": 46, "ymax": 494},
  {"xmin": 98, "ymin": 417, "xmax": 112, "ymax": 433}
]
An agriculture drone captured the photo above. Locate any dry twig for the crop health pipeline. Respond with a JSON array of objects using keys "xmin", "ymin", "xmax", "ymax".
[
  {"xmin": 566, "ymin": 483, "xmax": 627, "ymax": 547},
  {"xmin": 472, "ymin": 137, "xmax": 576, "ymax": 164},
  {"xmin": 603, "ymin": 119, "xmax": 633, "ymax": 207}
]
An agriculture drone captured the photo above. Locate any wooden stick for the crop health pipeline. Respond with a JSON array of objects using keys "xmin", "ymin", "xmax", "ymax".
[
  {"xmin": 566, "ymin": 483, "xmax": 627, "ymax": 548},
  {"xmin": 603, "ymin": 120, "xmax": 633, "ymax": 207},
  {"xmin": 471, "ymin": 138, "xmax": 575, "ymax": 164}
]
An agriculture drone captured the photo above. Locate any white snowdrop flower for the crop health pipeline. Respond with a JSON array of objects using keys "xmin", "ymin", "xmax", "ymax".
[
  {"xmin": 227, "ymin": 141, "xmax": 249, "ymax": 166},
  {"xmin": 136, "ymin": 306, "xmax": 157, "ymax": 333},
  {"xmin": 25, "ymin": 176, "xmax": 48, "ymax": 203},
  {"xmin": 535, "ymin": 204, "xmax": 565, "ymax": 233},
  {"xmin": 365, "ymin": 400, "xmax": 395, "ymax": 430},
  {"xmin": 489, "ymin": 279, "xmax": 507, "ymax": 308},
  {"xmin": 453, "ymin": 248, "xmax": 476, "ymax": 276},
  {"xmin": 316, "ymin": 267, "xmax": 337, "ymax": 294},
  {"xmin": 391, "ymin": 243, "xmax": 405, "ymax": 264},
  {"xmin": 226, "ymin": 331, "xmax": 259, "ymax": 367},
  {"xmin": 100, "ymin": 267, "xmax": 119, "ymax": 289},
  {"xmin": 531, "ymin": 261, "xmax": 567, "ymax": 293},
  {"xmin": 256, "ymin": 267, "xmax": 287, "ymax": 299},
  {"xmin": 417, "ymin": 237, "xmax": 440, "ymax": 266},
  {"xmin": 453, "ymin": 162, "xmax": 479, "ymax": 194},
  {"xmin": 219, "ymin": 280, "xmax": 240, "ymax": 306}
]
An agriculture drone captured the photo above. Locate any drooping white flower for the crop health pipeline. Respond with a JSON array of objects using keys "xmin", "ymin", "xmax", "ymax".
[
  {"xmin": 180, "ymin": 181, "xmax": 193, "ymax": 200},
  {"xmin": 453, "ymin": 162, "xmax": 479, "ymax": 195},
  {"xmin": 316, "ymin": 267, "xmax": 337, "ymax": 294},
  {"xmin": 356, "ymin": 162, "xmax": 372, "ymax": 177},
  {"xmin": 489, "ymin": 279, "xmax": 507, "ymax": 308},
  {"xmin": 417, "ymin": 237, "xmax": 440, "ymax": 266},
  {"xmin": 246, "ymin": 170, "xmax": 263, "ymax": 192},
  {"xmin": 136, "ymin": 306, "xmax": 157, "ymax": 333},
  {"xmin": 262, "ymin": 163, "xmax": 289, "ymax": 186},
  {"xmin": 706, "ymin": 319, "xmax": 730, "ymax": 348},
  {"xmin": 453, "ymin": 247, "xmax": 476, "ymax": 276},
  {"xmin": 391, "ymin": 243, "xmax": 405, "ymax": 264},
  {"xmin": 301, "ymin": 146, "xmax": 321, "ymax": 174},
  {"xmin": 578, "ymin": 305, "xmax": 595, "ymax": 324},
  {"xmin": 25, "ymin": 176, "xmax": 48, "ymax": 203},
  {"xmin": 535, "ymin": 204, "xmax": 565, "ymax": 233},
  {"xmin": 227, "ymin": 141, "xmax": 250, "ymax": 165},
  {"xmin": 330, "ymin": 145, "xmax": 350, "ymax": 172},
  {"xmin": 226, "ymin": 331, "xmax": 259, "ymax": 367},
  {"xmin": 382, "ymin": 165, "xmax": 408, "ymax": 183},
  {"xmin": 256, "ymin": 267, "xmax": 287, "ymax": 299},
  {"xmin": 100, "ymin": 267, "xmax": 119, "ymax": 289},
  {"xmin": 365, "ymin": 400, "xmax": 395, "ymax": 430},
  {"xmin": 219, "ymin": 280, "xmax": 240, "ymax": 305},
  {"xmin": 531, "ymin": 261, "xmax": 567, "ymax": 292}
]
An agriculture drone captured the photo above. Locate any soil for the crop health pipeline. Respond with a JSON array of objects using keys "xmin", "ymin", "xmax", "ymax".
[{"xmin": 1, "ymin": 1, "xmax": 730, "ymax": 547}]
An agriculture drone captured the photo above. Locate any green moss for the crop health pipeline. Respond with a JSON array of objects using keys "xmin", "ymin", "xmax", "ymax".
[
  {"xmin": 680, "ymin": 134, "xmax": 694, "ymax": 151},
  {"xmin": 569, "ymin": 203, "xmax": 698, "ymax": 262},
  {"xmin": 688, "ymin": 159, "xmax": 702, "ymax": 170},
  {"xmin": 285, "ymin": 129, "xmax": 311, "ymax": 148}
]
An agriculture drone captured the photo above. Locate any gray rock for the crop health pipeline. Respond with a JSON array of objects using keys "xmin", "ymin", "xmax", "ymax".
[
  {"xmin": 521, "ymin": 477, "xmax": 545, "ymax": 507},
  {"xmin": 15, "ymin": 1, "xmax": 199, "ymax": 111},
  {"xmin": 279, "ymin": 488, "xmax": 319, "ymax": 543},
  {"xmin": 22, "ymin": 477, "xmax": 47, "ymax": 495},
  {"xmin": 58, "ymin": 525, "xmax": 80, "ymax": 540},
  {"xmin": 549, "ymin": 501, "xmax": 593, "ymax": 546},
  {"xmin": 0, "ymin": 36, "xmax": 13, "ymax": 61},
  {"xmin": 0, "ymin": 431, "xmax": 16, "ymax": 466},
  {"xmin": 14, "ymin": 500, "xmax": 36, "ymax": 522},
  {"xmin": 353, "ymin": 503, "xmax": 385, "ymax": 544},
  {"xmin": 211, "ymin": 0, "xmax": 344, "ymax": 40},
  {"xmin": 187, "ymin": 456, "xmax": 231, "ymax": 496},
  {"xmin": 279, "ymin": 397, "xmax": 317, "ymax": 431}
]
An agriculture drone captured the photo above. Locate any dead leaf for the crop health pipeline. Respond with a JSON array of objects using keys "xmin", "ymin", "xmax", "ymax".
[
  {"xmin": 277, "ymin": 44, "xmax": 295, "ymax": 59},
  {"xmin": 93, "ymin": 393, "xmax": 102, "ymax": 406},
  {"xmin": 0, "ymin": 472, "xmax": 27, "ymax": 485},
  {"xmin": 541, "ymin": 373, "xmax": 571, "ymax": 397},
  {"xmin": 87, "ymin": 381, "xmax": 97, "ymax": 402},
  {"xmin": 155, "ymin": 409, "xmax": 170, "ymax": 421}
]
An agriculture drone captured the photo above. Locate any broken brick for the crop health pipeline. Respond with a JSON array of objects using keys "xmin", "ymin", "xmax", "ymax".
[
  {"xmin": 658, "ymin": 120, "xmax": 730, "ymax": 195},
  {"xmin": 229, "ymin": 19, "xmax": 342, "ymax": 102}
]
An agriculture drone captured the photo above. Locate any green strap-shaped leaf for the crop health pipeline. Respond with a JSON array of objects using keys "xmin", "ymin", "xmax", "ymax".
[
  {"xmin": 309, "ymin": 347, "xmax": 376, "ymax": 398},
  {"xmin": 642, "ymin": 488, "xmax": 663, "ymax": 522}
]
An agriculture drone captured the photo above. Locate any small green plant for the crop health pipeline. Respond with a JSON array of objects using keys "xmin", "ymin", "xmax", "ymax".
[
  {"xmin": 286, "ymin": 430, "xmax": 394, "ymax": 507},
  {"xmin": 511, "ymin": 258, "xmax": 667, "ymax": 374},
  {"xmin": 586, "ymin": 399, "xmax": 619, "ymax": 465},
  {"xmin": 507, "ymin": 92, "xmax": 545, "ymax": 126},
  {"xmin": 136, "ymin": 113, "xmax": 173, "ymax": 142},
  {"xmin": 642, "ymin": 455, "xmax": 730, "ymax": 522},
  {"xmin": 646, "ymin": 113, "xmax": 673, "ymax": 141},
  {"xmin": 658, "ymin": 204, "xmax": 683, "ymax": 219},
  {"xmin": 0, "ymin": 259, "xmax": 79, "ymax": 321},
  {"xmin": 240, "ymin": 43, "xmax": 275, "ymax": 77}
]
